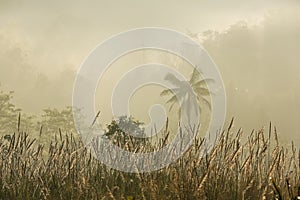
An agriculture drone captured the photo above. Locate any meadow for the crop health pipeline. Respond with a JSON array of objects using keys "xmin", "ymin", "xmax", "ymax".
[{"xmin": 0, "ymin": 117, "xmax": 299, "ymax": 200}]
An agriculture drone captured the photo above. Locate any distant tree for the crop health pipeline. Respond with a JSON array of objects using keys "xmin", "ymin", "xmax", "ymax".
[
  {"xmin": 38, "ymin": 106, "xmax": 77, "ymax": 134},
  {"xmin": 104, "ymin": 116, "xmax": 149, "ymax": 149},
  {"xmin": 0, "ymin": 90, "xmax": 20, "ymax": 135},
  {"xmin": 0, "ymin": 88, "xmax": 36, "ymax": 136},
  {"xmin": 19, "ymin": 113, "xmax": 37, "ymax": 133},
  {"xmin": 160, "ymin": 68, "xmax": 214, "ymax": 118}
]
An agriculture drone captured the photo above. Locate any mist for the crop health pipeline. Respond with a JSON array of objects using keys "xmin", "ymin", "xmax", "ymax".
[
  {"xmin": 202, "ymin": 9, "xmax": 300, "ymax": 144},
  {"xmin": 0, "ymin": 1, "xmax": 299, "ymax": 145}
]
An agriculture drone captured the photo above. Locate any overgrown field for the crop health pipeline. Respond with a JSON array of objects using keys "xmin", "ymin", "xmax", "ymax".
[{"xmin": 0, "ymin": 120, "xmax": 299, "ymax": 200}]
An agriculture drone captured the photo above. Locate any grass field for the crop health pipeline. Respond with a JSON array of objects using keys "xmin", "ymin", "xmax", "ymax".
[{"xmin": 0, "ymin": 119, "xmax": 299, "ymax": 200}]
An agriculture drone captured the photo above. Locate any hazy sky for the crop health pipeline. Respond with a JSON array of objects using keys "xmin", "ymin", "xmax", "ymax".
[
  {"xmin": 0, "ymin": 0, "xmax": 299, "ymax": 144},
  {"xmin": 0, "ymin": 0, "xmax": 297, "ymax": 75}
]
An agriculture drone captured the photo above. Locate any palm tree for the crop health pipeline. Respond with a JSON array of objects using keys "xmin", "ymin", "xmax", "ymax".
[{"xmin": 160, "ymin": 67, "xmax": 214, "ymax": 118}]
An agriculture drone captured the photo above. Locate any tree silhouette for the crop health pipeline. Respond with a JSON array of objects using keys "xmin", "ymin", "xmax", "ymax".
[
  {"xmin": 104, "ymin": 116, "xmax": 149, "ymax": 149},
  {"xmin": 0, "ymin": 88, "xmax": 36, "ymax": 136},
  {"xmin": 160, "ymin": 67, "xmax": 214, "ymax": 118},
  {"xmin": 0, "ymin": 90, "xmax": 20, "ymax": 135},
  {"xmin": 38, "ymin": 106, "xmax": 77, "ymax": 134}
]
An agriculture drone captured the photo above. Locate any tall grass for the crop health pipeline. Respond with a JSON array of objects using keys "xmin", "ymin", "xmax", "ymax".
[{"xmin": 0, "ymin": 119, "xmax": 299, "ymax": 199}]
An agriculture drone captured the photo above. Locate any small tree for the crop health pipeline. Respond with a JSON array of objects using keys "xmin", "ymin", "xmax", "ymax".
[
  {"xmin": 0, "ymin": 90, "xmax": 20, "ymax": 135},
  {"xmin": 104, "ymin": 116, "xmax": 149, "ymax": 149},
  {"xmin": 38, "ymin": 106, "xmax": 77, "ymax": 134},
  {"xmin": 0, "ymin": 88, "xmax": 37, "ymax": 138}
]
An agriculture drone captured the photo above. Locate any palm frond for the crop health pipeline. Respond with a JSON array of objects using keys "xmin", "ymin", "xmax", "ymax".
[
  {"xmin": 193, "ymin": 87, "xmax": 211, "ymax": 96},
  {"xmin": 189, "ymin": 67, "xmax": 202, "ymax": 85},
  {"xmin": 166, "ymin": 95, "xmax": 178, "ymax": 105},
  {"xmin": 165, "ymin": 94, "xmax": 181, "ymax": 112},
  {"xmin": 192, "ymin": 78, "xmax": 215, "ymax": 87},
  {"xmin": 197, "ymin": 95, "xmax": 211, "ymax": 110},
  {"xmin": 160, "ymin": 88, "xmax": 180, "ymax": 97}
]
